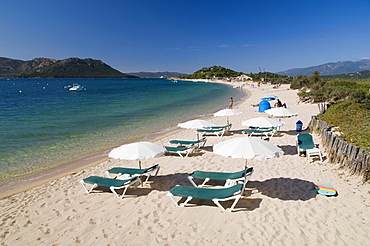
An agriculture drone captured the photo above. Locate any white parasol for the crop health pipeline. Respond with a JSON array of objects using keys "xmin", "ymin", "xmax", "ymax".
[
  {"xmin": 177, "ymin": 119, "xmax": 214, "ymax": 129},
  {"xmin": 213, "ymin": 137, "xmax": 284, "ymax": 167},
  {"xmin": 242, "ymin": 117, "xmax": 285, "ymax": 128},
  {"xmin": 214, "ymin": 108, "xmax": 242, "ymax": 125},
  {"xmin": 109, "ymin": 142, "xmax": 165, "ymax": 184},
  {"xmin": 264, "ymin": 108, "xmax": 298, "ymax": 118}
]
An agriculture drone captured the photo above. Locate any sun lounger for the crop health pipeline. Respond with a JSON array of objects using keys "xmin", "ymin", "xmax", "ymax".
[
  {"xmin": 80, "ymin": 176, "xmax": 140, "ymax": 199},
  {"xmin": 164, "ymin": 145, "xmax": 195, "ymax": 157},
  {"xmin": 296, "ymin": 133, "xmax": 323, "ymax": 162},
  {"xmin": 206, "ymin": 123, "xmax": 232, "ymax": 131},
  {"xmin": 167, "ymin": 167, "xmax": 252, "ymax": 212},
  {"xmin": 242, "ymin": 127, "xmax": 277, "ymax": 138},
  {"xmin": 105, "ymin": 164, "xmax": 160, "ymax": 185},
  {"xmin": 169, "ymin": 137, "xmax": 207, "ymax": 148},
  {"xmin": 196, "ymin": 124, "xmax": 232, "ymax": 137},
  {"xmin": 197, "ymin": 128, "xmax": 225, "ymax": 137},
  {"xmin": 188, "ymin": 167, "xmax": 254, "ymax": 187}
]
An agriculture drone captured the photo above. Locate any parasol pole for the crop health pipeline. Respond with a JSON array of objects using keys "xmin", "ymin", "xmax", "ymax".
[
  {"xmin": 196, "ymin": 130, "xmax": 200, "ymax": 148},
  {"xmin": 138, "ymin": 159, "xmax": 143, "ymax": 187}
]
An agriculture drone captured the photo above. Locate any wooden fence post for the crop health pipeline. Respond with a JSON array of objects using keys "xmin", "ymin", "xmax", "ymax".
[{"xmin": 309, "ymin": 116, "xmax": 370, "ymax": 182}]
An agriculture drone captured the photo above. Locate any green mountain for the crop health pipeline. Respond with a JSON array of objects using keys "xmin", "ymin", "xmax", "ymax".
[
  {"xmin": 0, "ymin": 57, "xmax": 137, "ymax": 78},
  {"xmin": 179, "ymin": 66, "xmax": 244, "ymax": 79},
  {"xmin": 322, "ymin": 70, "xmax": 370, "ymax": 79}
]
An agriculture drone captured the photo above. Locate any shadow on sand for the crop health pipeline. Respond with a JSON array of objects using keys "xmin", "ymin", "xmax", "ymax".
[
  {"xmin": 87, "ymin": 174, "xmax": 316, "ymax": 211},
  {"xmin": 279, "ymin": 145, "xmax": 299, "ymax": 155},
  {"xmin": 249, "ymin": 177, "xmax": 317, "ymax": 201}
]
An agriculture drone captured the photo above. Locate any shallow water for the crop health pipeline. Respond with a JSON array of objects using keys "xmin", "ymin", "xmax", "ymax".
[{"xmin": 0, "ymin": 78, "xmax": 245, "ymax": 182}]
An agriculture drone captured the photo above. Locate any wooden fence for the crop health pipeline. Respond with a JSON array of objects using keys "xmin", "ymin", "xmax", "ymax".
[
  {"xmin": 309, "ymin": 116, "xmax": 370, "ymax": 182},
  {"xmin": 317, "ymin": 103, "xmax": 331, "ymax": 114}
]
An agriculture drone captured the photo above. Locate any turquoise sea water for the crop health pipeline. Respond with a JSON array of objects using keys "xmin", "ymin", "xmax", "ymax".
[{"xmin": 0, "ymin": 78, "xmax": 245, "ymax": 182}]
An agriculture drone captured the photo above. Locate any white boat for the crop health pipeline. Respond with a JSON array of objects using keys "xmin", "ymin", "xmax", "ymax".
[{"xmin": 69, "ymin": 83, "xmax": 85, "ymax": 92}]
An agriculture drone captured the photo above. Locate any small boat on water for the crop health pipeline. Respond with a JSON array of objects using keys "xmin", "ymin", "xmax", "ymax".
[{"xmin": 69, "ymin": 83, "xmax": 85, "ymax": 92}]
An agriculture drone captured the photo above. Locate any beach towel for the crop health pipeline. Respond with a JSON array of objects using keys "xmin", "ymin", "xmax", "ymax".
[{"xmin": 314, "ymin": 183, "xmax": 337, "ymax": 196}]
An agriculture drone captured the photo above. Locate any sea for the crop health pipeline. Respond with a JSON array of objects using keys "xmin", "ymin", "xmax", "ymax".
[{"xmin": 0, "ymin": 78, "xmax": 245, "ymax": 184}]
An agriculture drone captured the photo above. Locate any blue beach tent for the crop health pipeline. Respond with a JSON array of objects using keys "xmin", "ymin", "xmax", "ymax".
[
  {"xmin": 261, "ymin": 94, "xmax": 277, "ymax": 101},
  {"xmin": 259, "ymin": 100, "xmax": 271, "ymax": 112}
]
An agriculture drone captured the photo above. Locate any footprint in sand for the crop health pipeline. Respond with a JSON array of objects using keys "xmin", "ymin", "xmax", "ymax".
[
  {"xmin": 74, "ymin": 236, "xmax": 84, "ymax": 243},
  {"xmin": 39, "ymin": 226, "xmax": 54, "ymax": 235},
  {"xmin": 23, "ymin": 219, "xmax": 32, "ymax": 227},
  {"xmin": 102, "ymin": 229, "xmax": 110, "ymax": 238}
]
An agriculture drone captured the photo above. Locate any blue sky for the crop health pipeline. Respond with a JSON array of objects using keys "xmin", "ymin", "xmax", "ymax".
[{"xmin": 1, "ymin": 0, "xmax": 370, "ymax": 74}]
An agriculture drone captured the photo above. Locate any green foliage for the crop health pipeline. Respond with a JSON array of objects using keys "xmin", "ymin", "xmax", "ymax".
[
  {"xmin": 291, "ymin": 75, "xmax": 310, "ymax": 89},
  {"xmin": 298, "ymin": 71, "xmax": 370, "ymax": 152},
  {"xmin": 179, "ymin": 66, "xmax": 292, "ymax": 84},
  {"xmin": 270, "ymin": 76, "xmax": 294, "ymax": 84},
  {"xmin": 317, "ymin": 101, "xmax": 370, "ymax": 151},
  {"xmin": 323, "ymin": 69, "xmax": 370, "ymax": 79},
  {"xmin": 179, "ymin": 66, "xmax": 244, "ymax": 79},
  {"xmin": 349, "ymin": 90, "xmax": 370, "ymax": 109},
  {"xmin": 295, "ymin": 71, "xmax": 370, "ymax": 107},
  {"xmin": 247, "ymin": 72, "xmax": 293, "ymax": 84}
]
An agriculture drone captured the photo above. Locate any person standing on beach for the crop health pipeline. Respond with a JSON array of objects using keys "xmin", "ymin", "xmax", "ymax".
[{"xmin": 229, "ymin": 97, "xmax": 234, "ymax": 109}]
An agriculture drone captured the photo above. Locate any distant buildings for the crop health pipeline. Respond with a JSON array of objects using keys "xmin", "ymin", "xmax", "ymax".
[{"xmin": 235, "ymin": 74, "xmax": 253, "ymax": 81}]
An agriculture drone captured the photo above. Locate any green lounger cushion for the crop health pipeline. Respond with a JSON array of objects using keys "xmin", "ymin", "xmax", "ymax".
[
  {"xmin": 197, "ymin": 129, "xmax": 223, "ymax": 133},
  {"xmin": 206, "ymin": 124, "xmax": 230, "ymax": 130},
  {"xmin": 82, "ymin": 176, "xmax": 137, "ymax": 187},
  {"xmin": 297, "ymin": 134, "xmax": 316, "ymax": 149},
  {"xmin": 191, "ymin": 168, "xmax": 252, "ymax": 181},
  {"xmin": 257, "ymin": 127, "xmax": 276, "ymax": 130},
  {"xmin": 107, "ymin": 164, "xmax": 158, "ymax": 175},
  {"xmin": 170, "ymin": 184, "xmax": 243, "ymax": 200},
  {"xmin": 169, "ymin": 140, "xmax": 199, "ymax": 145},
  {"xmin": 164, "ymin": 146, "xmax": 189, "ymax": 152},
  {"xmin": 243, "ymin": 128, "xmax": 273, "ymax": 134}
]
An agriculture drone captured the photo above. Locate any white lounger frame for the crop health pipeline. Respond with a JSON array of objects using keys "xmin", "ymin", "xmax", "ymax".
[
  {"xmin": 242, "ymin": 128, "xmax": 277, "ymax": 138},
  {"xmin": 197, "ymin": 128, "xmax": 226, "ymax": 138},
  {"xmin": 166, "ymin": 145, "xmax": 196, "ymax": 158},
  {"xmin": 168, "ymin": 168, "xmax": 254, "ymax": 212},
  {"xmin": 105, "ymin": 164, "xmax": 160, "ymax": 186},
  {"xmin": 188, "ymin": 170, "xmax": 253, "ymax": 188},
  {"xmin": 80, "ymin": 177, "xmax": 140, "ymax": 199},
  {"xmin": 167, "ymin": 188, "xmax": 243, "ymax": 212}
]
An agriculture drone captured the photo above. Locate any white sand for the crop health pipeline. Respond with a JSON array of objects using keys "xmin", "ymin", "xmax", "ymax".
[{"xmin": 1, "ymin": 83, "xmax": 369, "ymax": 246}]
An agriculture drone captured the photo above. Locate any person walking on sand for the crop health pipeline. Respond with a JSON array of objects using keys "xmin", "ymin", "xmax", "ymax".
[{"xmin": 229, "ymin": 97, "xmax": 234, "ymax": 109}]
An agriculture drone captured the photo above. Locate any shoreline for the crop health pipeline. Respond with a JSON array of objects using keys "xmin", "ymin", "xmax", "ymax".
[
  {"xmin": 2, "ymin": 81, "xmax": 369, "ymax": 245},
  {"xmin": 0, "ymin": 80, "xmax": 249, "ymax": 199}
]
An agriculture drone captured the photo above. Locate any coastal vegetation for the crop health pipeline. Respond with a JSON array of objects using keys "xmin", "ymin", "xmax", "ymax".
[
  {"xmin": 293, "ymin": 72, "xmax": 370, "ymax": 179},
  {"xmin": 179, "ymin": 65, "xmax": 291, "ymax": 83},
  {"xmin": 0, "ymin": 57, "xmax": 137, "ymax": 78},
  {"xmin": 179, "ymin": 66, "xmax": 244, "ymax": 79},
  {"xmin": 323, "ymin": 70, "xmax": 370, "ymax": 79},
  {"xmin": 247, "ymin": 72, "xmax": 292, "ymax": 84},
  {"xmin": 293, "ymin": 71, "xmax": 370, "ymax": 111}
]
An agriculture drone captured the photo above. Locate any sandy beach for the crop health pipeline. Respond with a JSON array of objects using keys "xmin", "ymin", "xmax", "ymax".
[{"xmin": 1, "ymin": 82, "xmax": 369, "ymax": 246}]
